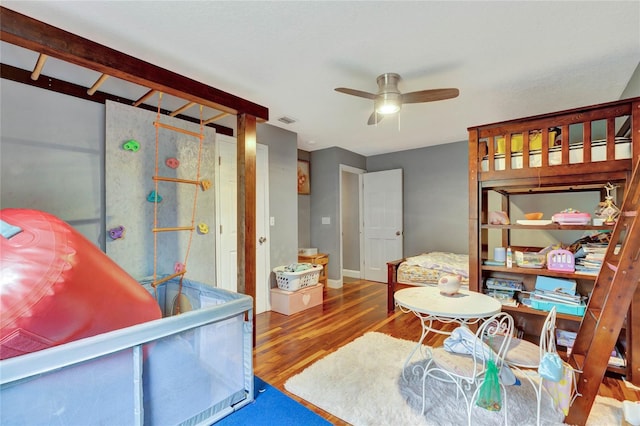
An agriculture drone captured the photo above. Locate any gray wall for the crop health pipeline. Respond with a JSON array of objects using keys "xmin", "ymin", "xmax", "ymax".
[
  {"xmin": 367, "ymin": 141, "xmax": 469, "ymax": 256},
  {"xmin": 1, "ymin": 79, "xmax": 298, "ymax": 280},
  {"xmin": 309, "ymin": 147, "xmax": 366, "ymax": 280},
  {"xmin": 1, "ymin": 80, "xmax": 105, "ymax": 248},
  {"xmin": 341, "ymin": 170, "xmax": 360, "ymax": 271}
]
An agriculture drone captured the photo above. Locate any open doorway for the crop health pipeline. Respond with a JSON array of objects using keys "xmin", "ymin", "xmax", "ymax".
[{"xmin": 340, "ymin": 165, "xmax": 365, "ymax": 283}]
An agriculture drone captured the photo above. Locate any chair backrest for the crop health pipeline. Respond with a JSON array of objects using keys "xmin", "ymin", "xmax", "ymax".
[
  {"xmin": 539, "ymin": 306, "xmax": 558, "ymax": 357},
  {"xmin": 475, "ymin": 312, "xmax": 514, "ymax": 370}
]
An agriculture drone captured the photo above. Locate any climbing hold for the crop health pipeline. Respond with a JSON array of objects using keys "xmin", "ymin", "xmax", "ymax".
[
  {"xmin": 200, "ymin": 179, "xmax": 212, "ymax": 191},
  {"xmin": 122, "ymin": 139, "xmax": 140, "ymax": 152},
  {"xmin": 197, "ymin": 223, "xmax": 209, "ymax": 234},
  {"xmin": 147, "ymin": 190, "xmax": 163, "ymax": 203},
  {"xmin": 174, "ymin": 262, "xmax": 185, "ymax": 273},
  {"xmin": 165, "ymin": 157, "xmax": 180, "ymax": 169},
  {"xmin": 108, "ymin": 226, "xmax": 125, "ymax": 240}
]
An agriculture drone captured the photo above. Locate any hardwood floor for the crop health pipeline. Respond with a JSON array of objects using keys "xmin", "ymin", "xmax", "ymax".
[{"xmin": 254, "ymin": 280, "xmax": 640, "ymax": 425}]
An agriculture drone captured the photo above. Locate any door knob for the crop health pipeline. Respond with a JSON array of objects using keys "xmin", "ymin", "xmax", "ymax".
[
  {"xmin": 259, "ymin": 236, "xmax": 267, "ymax": 244},
  {"xmin": 396, "ymin": 231, "xmax": 402, "ymax": 236}
]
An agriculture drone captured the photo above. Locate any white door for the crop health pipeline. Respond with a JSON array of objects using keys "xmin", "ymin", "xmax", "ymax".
[
  {"xmin": 362, "ymin": 169, "xmax": 403, "ymax": 282},
  {"xmin": 215, "ymin": 135, "xmax": 270, "ymax": 313}
]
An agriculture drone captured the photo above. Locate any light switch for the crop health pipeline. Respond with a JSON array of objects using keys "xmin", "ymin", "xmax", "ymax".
[
  {"xmin": 322, "ymin": 217, "xmax": 330, "ymax": 225},
  {"xmin": 270, "ymin": 217, "xmax": 275, "ymax": 226}
]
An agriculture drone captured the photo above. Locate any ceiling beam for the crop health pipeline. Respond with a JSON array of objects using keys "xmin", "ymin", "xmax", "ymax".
[
  {"xmin": 1, "ymin": 63, "xmax": 234, "ymax": 136},
  {"xmin": 0, "ymin": 6, "xmax": 269, "ymax": 121}
]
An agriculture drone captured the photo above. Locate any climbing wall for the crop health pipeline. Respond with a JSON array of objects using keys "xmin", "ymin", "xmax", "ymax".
[{"xmin": 105, "ymin": 101, "xmax": 216, "ymax": 285}]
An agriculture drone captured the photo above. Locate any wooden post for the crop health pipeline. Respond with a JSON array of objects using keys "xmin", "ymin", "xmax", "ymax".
[{"xmin": 237, "ymin": 113, "xmax": 257, "ymax": 342}]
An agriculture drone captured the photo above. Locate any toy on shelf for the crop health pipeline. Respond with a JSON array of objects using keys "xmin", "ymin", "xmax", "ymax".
[
  {"xmin": 595, "ymin": 182, "xmax": 620, "ymax": 225},
  {"xmin": 547, "ymin": 249, "xmax": 575, "ymax": 272},
  {"xmin": 488, "ymin": 211, "xmax": 510, "ymax": 225},
  {"xmin": 552, "ymin": 208, "xmax": 591, "ymax": 225}
]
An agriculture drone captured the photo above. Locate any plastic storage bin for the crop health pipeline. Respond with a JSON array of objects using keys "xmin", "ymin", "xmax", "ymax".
[
  {"xmin": 0, "ymin": 278, "xmax": 254, "ymax": 426},
  {"xmin": 274, "ymin": 264, "xmax": 322, "ymax": 291},
  {"xmin": 531, "ymin": 298, "xmax": 586, "ymax": 316},
  {"xmin": 270, "ymin": 283, "xmax": 323, "ymax": 315}
]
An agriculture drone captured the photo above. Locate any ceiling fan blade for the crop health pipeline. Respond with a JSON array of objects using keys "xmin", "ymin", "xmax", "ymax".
[
  {"xmin": 335, "ymin": 87, "xmax": 377, "ymax": 100},
  {"xmin": 367, "ymin": 111, "xmax": 384, "ymax": 126},
  {"xmin": 401, "ymin": 88, "xmax": 459, "ymax": 104}
]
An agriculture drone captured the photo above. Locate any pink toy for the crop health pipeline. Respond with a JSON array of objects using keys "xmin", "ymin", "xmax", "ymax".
[
  {"xmin": 0, "ymin": 209, "xmax": 161, "ymax": 360},
  {"xmin": 547, "ymin": 249, "xmax": 575, "ymax": 272},
  {"xmin": 552, "ymin": 209, "xmax": 590, "ymax": 225}
]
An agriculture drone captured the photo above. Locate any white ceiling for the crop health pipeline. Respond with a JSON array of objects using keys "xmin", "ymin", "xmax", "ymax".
[{"xmin": 2, "ymin": 1, "xmax": 639, "ymax": 156}]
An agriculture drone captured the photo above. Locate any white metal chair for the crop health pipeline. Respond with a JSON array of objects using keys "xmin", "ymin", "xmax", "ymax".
[
  {"xmin": 490, "ymin": 306, "xmax": 558, "ymax": 426},
  {"xmin": 421, "ymin": 312, "xmax": 514, "ymax": 425}
]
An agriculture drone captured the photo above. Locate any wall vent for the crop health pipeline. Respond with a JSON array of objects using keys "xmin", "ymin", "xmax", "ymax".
[{"xmin": 278, "ymin": 116, "xmax": 297, "ymax": 125}]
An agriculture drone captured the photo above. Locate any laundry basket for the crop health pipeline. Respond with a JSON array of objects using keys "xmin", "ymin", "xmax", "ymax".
[{"xmin": 274, "ymin": 264, "xmax": 322, "ymax": 291}]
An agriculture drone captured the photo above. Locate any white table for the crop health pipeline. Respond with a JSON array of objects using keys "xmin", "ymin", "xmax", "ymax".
[{"xmin": 394, "ymin": 286, "xmax": 502, "ymax": 375}]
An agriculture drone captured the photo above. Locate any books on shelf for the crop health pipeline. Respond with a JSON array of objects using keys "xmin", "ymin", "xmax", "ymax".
[
  {"xmin": 484, "ymin": 288, "xmax": 519, "ymax": 307},
  {"xmin": 531, "ymin": 289, "xmax": 585, "ymax": 306},
  {"xmin": 484, "ymin": 278, "xmax": 522, "ymax": 307},
  {"xmin": 556, "ymin": 329, "xmax": 624, "ymax": 368},
  {"xmin": 485, "ymin": 277, "xmax": 523, "ymax": 291}
]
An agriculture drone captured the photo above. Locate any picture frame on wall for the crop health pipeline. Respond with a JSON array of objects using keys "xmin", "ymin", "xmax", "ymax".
[{"xmin": 297, "ymin": 160, "xmax": 310, "ymax": 194}]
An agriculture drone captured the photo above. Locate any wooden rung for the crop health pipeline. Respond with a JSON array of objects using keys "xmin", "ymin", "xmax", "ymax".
[
  {"xmin": 153, "ymin": 226, "xmax": 194, "ymax": 232},
  {"xmin": 87, "ymin": 73, "xmax": 109, "ymax": 95},
  {"xmin": 203, "ymin": 112, "xmax": 229, "ymax": 125},
  {"xmin": 31, "ymin": 53, "xmax": 48, "ymax": 80},
  {"xmin": 154, "ymin": 121, "xmax": 203, "ymax": 139},
  {"xmin": 169, "ymin": 101, "xmax": 196, "ymax": 117},
  {"xmin": 152, "ymin": 270, "xmax": 187, "ymax": 287},
  {"xmin": 133, "ymin": 89, "xmax": 157, "ymax": 107},
  {"xmin": 153, "ymin": 176, "xmax": 200, "ymax": 185}
]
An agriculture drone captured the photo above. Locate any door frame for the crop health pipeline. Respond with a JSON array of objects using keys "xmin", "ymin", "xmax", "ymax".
[
  {"xmin": 339, "ymin": 164, "xmax": 365, "ymax": 284},
  {"xmin": 214, "ymin": 134, "xmax": 271, "ymax": 313}
]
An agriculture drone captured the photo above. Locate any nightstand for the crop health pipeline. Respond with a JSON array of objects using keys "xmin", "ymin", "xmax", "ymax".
[{"xmin": 298, "ymin": 253, "xmax": 329, "ymax": 286}]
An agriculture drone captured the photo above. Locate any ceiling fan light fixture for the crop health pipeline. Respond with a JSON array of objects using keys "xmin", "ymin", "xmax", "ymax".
[{"xmin": 375, "ymin": 92, "xmax": 401, "ymax": 115}]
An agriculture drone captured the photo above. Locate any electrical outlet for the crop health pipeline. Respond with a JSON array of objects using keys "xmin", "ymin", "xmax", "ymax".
[{"xmin": 322, "ymin": 217, "xmax": 330, "ymax": 225}]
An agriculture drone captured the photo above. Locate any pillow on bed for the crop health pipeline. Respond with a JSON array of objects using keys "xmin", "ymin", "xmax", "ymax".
[{"xmin": 404, "ymin": 252, "xmax": 469, "ymax": 277}]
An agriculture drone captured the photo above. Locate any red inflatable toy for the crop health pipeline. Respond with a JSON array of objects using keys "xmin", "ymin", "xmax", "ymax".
[{"xmin": 0, "ymin": 209, "xmax": 161, "ymax": 360}]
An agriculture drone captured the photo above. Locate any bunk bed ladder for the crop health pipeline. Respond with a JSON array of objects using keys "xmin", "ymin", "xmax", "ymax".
[{"xmin": 565, "ymin": 156, "xmax": 640, "ymax": 425}]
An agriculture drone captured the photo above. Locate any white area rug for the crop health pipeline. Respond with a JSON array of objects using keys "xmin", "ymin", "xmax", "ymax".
[{"xmin": 285, "ymin": 332, "xmax": 622, "ymax": 426}]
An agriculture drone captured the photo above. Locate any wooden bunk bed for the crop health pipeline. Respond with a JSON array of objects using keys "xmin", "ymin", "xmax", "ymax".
[{"xmin": 467, "ymin": 96, "xmax": 640, "ymax": 390}]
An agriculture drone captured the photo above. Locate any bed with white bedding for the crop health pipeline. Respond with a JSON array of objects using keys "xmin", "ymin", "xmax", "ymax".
[{"xmin": 386, "ymin": 252, "xmax": 469, "ymax": 312}]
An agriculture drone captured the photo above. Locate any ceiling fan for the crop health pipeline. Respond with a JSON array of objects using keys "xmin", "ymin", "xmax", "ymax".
[{"xmin": 335, "ymin": 73, "xmax": 459, "ymax": 125}]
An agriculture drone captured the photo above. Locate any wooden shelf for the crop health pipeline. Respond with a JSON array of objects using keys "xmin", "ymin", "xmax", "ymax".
[
  {"xmin": 481, "ymin": 264, "xmax": 597, "ymax": 280},
  {"xmin": 482, "ymin": 224, "xmax": 614, "ymax": 231},
  {"xmin": 501, "ymin": 304, "xmax": 584, "ymax": 322}
]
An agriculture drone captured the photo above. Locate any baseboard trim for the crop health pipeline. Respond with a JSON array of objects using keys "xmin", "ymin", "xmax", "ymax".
[
  {"xmin": 327, "ymin": 278, "xmax": 342, "ymax": 289},
  {"xmin": 342, "ymin": 269, "xmax": 360, "ymax": 279}
]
